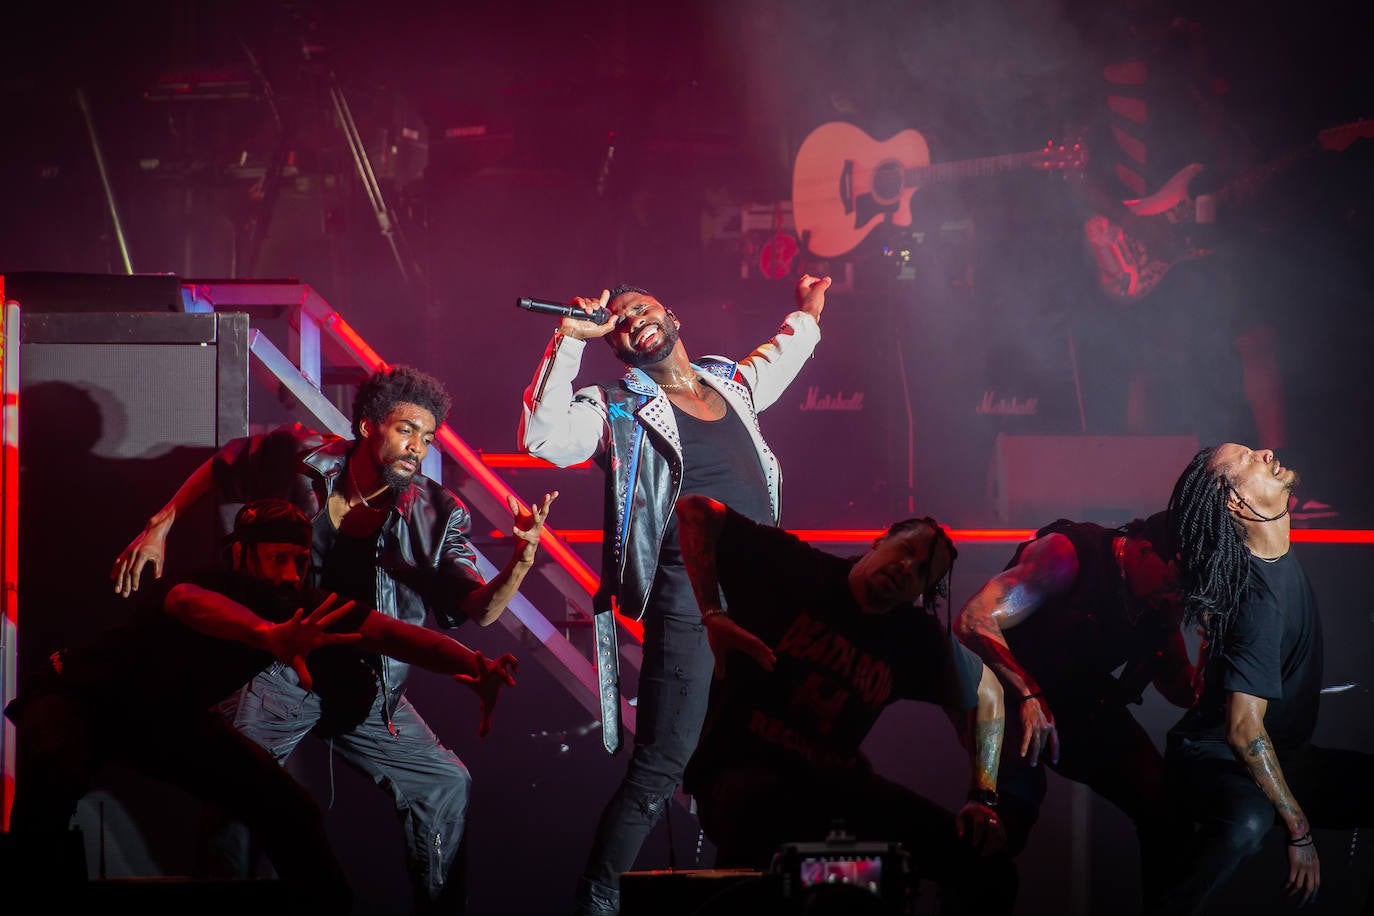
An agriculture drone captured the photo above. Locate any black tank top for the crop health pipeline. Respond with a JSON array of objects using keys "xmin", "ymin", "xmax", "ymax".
[
  {"xmin": 676, "ymin": 405, "xmax": 772, "ymax": 523},
  {"xmin": 1003, "ymin": 520, "xmax": 1167, "ymax": 694},
  {"xmin": 649, "ymin": 401, "xmax": 772, "ymax": 618}
]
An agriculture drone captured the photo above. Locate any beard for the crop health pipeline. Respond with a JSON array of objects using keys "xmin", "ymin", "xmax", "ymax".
[
  {"xmin": 381, "ymin": 459, "xmax": 417, "ymax": 489},
  {"xmin": 613, "ymin": 320, "xmax": 678, "ymax": 368}
]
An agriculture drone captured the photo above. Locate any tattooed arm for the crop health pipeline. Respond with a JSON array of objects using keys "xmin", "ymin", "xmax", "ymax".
[
  {"xmin": 954, "ymin": 532, "xmax": 1079, "ymax": 767},
  {"xmin": 1226, "ymin": 690, "xmax": 1319, "ymax": 905},
  {"xmin": 969, "ymin": 660, "xmax": 1006, "ymax": 795},
  {"xmin": 953, "ymin": 660, "xmax": 1008, "ymax": 855}
]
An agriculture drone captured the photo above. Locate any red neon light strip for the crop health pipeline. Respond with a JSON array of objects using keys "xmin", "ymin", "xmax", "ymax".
[
  {"xmin": 324, "ymin": 311, "xmax": 390, "ymax": 372},
  {"xmin": 533, "ymin": 529, "xmax": 604, "ymax": 544},
  {"xmin": 789, "ymin": 528, "xmax": 1042, "ymax": 543},
  {"xmin": 521, "ymin": 529, "xmax": 1038, "ymax": 544},
  {"xmin": 2, "ymin": 296, "xmax": 17, "ymax": 830},
  {"xmin": 518, "ymin": 529, "xmax": 1039, "ymax": 544},
  {"xmin": 479, "ymin": 453, "xmax": 592, "ymax": 470},
  {"xmin": 515, "ymin": 528, "xmax": 1374, "ymax": 546},
  {"xmin": 1, "ymin": 397, "xmax": 16, "ymax": 627},
  {"xmin": 1291, "ymin": 529, "xmax": 1374, "ymax": 544}
]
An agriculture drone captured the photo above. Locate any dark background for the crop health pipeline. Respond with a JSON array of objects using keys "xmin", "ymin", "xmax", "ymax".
[{"xmin": 4, "ymin": 1, "xmax": 1373, "ymax": 913}]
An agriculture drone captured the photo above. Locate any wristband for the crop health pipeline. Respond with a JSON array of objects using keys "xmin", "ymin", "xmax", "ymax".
[
  {"xmin": 966, "ymin": 787, "xmax": 999, "ymax": 808},
  {"xmin": 702, "ymin": 608, "xmax": 729, "ymax": 620},
  {"xmin": 1287, "ymin": 832, "xmax": 1314, "ymax": 847},
  {"xmin": 1020, "ymin": 692, "xmax": 1044, "ymax": 703}
]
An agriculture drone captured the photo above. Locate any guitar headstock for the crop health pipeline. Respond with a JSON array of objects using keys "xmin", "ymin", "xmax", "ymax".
[
  {"xmin": 1318, "ymin": 119, "xmax": 1374, "ymax": 152},
  {"xmin": 1037, "ymin": 137, "xmax": 1089, "ymax": 173}
]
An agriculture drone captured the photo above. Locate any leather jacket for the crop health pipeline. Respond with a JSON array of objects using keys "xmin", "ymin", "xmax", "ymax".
[
  {"xmin": 210, "ymin": 424, "xmax": 483, "ymax": 725},
  {"xmin": 519, "ymin": 312, "xmax": 821, "ymax": 620}
]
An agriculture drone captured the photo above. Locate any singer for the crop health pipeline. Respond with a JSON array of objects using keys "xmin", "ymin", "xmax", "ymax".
[{"xmin": 518, "ymin": 274, "xmax": 831, "ymax": 916}]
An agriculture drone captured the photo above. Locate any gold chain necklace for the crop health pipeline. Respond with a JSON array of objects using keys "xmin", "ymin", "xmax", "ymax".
[{"xmin": 347, "ymin": 461, "xmax": 387, "ymax": 509}]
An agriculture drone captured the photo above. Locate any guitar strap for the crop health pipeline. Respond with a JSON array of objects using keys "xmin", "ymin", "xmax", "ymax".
[{"xmin": 593, "ymin": 608, "xmax": 622, "ymax": 755}]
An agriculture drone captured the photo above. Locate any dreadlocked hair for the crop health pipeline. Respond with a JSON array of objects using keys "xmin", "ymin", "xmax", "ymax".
[
  {"xmin": 1167, "ymin": 447, "xmax": 1251, "ymax": 649},
  {"xmin": 351, "ymin": 365, "xmax": 452, "ymax": 439},
  {"xmin": 884, "ymin": 516, "xmax": 959, "ymax": 617}
]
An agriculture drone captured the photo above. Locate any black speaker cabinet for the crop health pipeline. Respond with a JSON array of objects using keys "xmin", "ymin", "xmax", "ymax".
[
  {"xmin": 15, "ymin": 309, "xmax": 249, "ymax": 877},
  {"xmin": 2, "ymin": 271, "xmax": 186, "ymax": 314}
]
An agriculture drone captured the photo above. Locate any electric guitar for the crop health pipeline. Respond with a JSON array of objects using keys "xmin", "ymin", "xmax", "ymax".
[
  {"xmin": 1082, "ymin": 119, "xmax": 1374, "ymax": 302},
  {"xmin": 791, "ymin": 120, "xmax": 1087, "ymax": 258}
]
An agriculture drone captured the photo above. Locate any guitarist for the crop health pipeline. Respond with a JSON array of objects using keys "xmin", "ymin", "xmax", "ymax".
[{"xmin": 1068, "ymin": 0, "xmax": 1290, "ymax": 469}]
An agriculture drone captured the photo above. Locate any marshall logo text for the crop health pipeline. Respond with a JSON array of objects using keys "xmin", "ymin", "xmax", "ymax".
[
  {"xmin": 800, "ymin": 386, "xmax": 865, "ymax": 412},
  {"xmin": 976, "ymin": 390, "xmax": 1038, "ymax": 416}
]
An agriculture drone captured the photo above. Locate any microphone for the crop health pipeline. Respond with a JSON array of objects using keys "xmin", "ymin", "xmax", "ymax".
[{"xmin": 517, "ymin": 297, "xmax": 611, "ymax": 325}]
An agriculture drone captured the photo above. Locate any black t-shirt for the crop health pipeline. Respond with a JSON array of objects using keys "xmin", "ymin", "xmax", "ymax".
[
  {"xmin": 648, "ymin": 402, "xmax": 773, "ymax": 618},
  {"xmin": 684, "ymin": 508, "xmax": 980, "ymax": 790},
  {"xmin": 1168, "ymin": 549, "xmax": 1322, "ymax": 755}
]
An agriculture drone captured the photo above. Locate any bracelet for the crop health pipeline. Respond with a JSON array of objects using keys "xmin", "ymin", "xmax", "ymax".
[
  {"xmin": 702, "ymin": 608, "xmax": 729, "ymax": 620},
  {"xmin": 966, "ymin": 787, "xmax": 999, "ymax": 808},
  {"xmin": 1020, "ymin": 692, "xmax": 1044, "ymax": 703},
  {"xmin": 1287, "ymin": 832, "xmax": 1314, "ymax": 847}
]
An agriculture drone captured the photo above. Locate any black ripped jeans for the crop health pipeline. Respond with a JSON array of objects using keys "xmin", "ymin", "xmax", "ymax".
[{"xmin": 578, "ymin": 606, "xmax": 713, "ymax": 899}]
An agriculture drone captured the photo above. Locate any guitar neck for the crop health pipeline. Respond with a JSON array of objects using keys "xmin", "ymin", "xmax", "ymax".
[
  {"xmin": 1214, "ymin": 142, "xmax": 1316, "ymax": 208},
  {"xmin": 904, "ymin": 150, "xmax": 1056, "ymax": 185}
]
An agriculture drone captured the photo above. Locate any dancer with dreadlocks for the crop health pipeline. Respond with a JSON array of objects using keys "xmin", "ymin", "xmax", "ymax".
[
  {"xmin": 1149, "ymin": 444, "xmax": 1374, "ymax": 914},
  {"xmin": 673, "ymin": 494, "xmax": 1016, "ymax": 914},
  {"xmin": 954, "ymin": 513, "xmax": 1199, "ymax": 908}
]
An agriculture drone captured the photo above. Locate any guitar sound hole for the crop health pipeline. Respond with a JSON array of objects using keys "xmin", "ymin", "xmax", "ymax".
[{"xmin": 871, "ymin": 160, "xmax": 903, "ymax": 203}]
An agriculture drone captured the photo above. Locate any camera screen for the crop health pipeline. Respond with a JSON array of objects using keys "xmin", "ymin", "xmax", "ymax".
[{"xmin": 798, "ymin": 856, "xmax": 883, "ymax": 895}]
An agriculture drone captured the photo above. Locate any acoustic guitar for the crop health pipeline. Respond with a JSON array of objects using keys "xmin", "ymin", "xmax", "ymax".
[{"xmin": 792, "ymin": 120, "xmax": 1087, "ymax": 258}]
